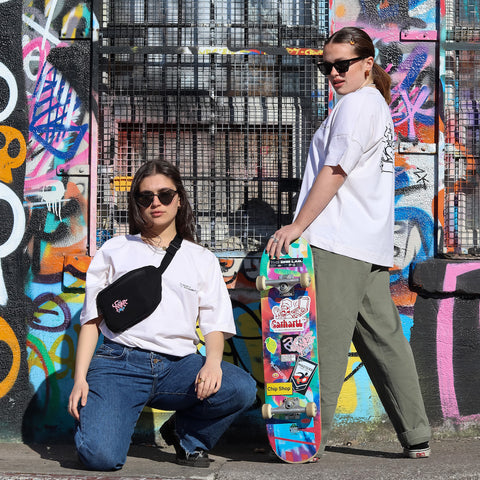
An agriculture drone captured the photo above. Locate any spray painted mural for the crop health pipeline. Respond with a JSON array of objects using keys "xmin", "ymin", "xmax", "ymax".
[
  {"xmin": 0, "ymin": 0, "xmax": 31, "ymax": 443},
  {"xmin": 0, "ymin": 0, "xmax": 96, "ymax": 441},
  {"xmin": 0, "ymin": 0, "xmax": 479, "ymax": 444}
]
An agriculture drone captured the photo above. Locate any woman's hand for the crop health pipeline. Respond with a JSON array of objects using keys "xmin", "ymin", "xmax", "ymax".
[
  {"xmin": 195, "ymin": 363, "xmax": 223, "ymax": 401},
  {"xmin": 265, "ymin": 223, "xmax": 304, "ymax": 258},
  {"xmin": 195, "ymin": 331, "xmax": 225, "ymax": 400},
  {"xmin": 68, "ymin": 379, "xmax": 89, "ymax": 421},
  {"xmin": 67, "ymin": 318, "xmax": 100, "ymax": 421}
]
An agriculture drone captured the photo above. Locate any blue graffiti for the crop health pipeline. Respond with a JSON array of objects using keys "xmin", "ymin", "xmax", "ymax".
[
  {"xmin": 393, "ymin": 167, "xmax": 434, "ymax": 282},
  {"xmin": 30, "ymin": 63, "xmax": 88, "ymax": 160}
]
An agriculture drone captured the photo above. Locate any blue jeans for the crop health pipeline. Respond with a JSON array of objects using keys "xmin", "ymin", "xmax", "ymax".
[{"xmin": 74, "ymin": 341, "xmax": 257, "ymax": 470}]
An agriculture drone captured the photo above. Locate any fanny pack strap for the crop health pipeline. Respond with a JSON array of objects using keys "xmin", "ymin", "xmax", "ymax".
[{"xmin": 158, "ymin": 234, "xmax": 183, "ymax": 274}]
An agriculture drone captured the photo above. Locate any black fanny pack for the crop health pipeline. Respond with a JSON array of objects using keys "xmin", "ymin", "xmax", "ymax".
[{"xmin": 96, "ymin": 235, "xmax": 183, "ymax": 333}]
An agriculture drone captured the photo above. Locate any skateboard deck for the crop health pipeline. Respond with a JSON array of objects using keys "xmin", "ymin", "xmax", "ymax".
[{"xmin": 257, "ymin": 237, "xmax": 321, "ymax": 463}]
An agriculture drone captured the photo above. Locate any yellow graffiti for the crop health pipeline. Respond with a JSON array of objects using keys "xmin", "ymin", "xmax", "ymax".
[
  {"xmin": 336, "ymin": 343, "xmax": 359, "ymax": 414},
  {"xmin": 51, "ymin": 334, "xmax": 76, "ymax": 379},
  {"xmin": 27, "ymin": 328, "xmax": 78, "ymax": 378},
  {"xmin": 0, "ymin": 126, "xmax": 26, "ymax": 183},
  {"xmin": 62, "ymin": 4, "xmax": 88, "ymax": 38},
  {"xmin": 0, "ymin": 316, "xmax": 21, "ymax": 397},
  {"xmin": 286, "ymin": 47, "xmax": 323, "ymax": 55}
]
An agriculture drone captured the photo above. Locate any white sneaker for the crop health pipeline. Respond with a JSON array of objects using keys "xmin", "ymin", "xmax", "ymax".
[{"xmin": 404, "ymin": 442, "xmax": 431, "ymax": 458}]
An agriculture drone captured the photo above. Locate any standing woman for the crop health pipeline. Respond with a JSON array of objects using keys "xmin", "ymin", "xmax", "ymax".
[
  {"xmin": 267, "ymin": 27, "xmax": 431, "ymax": 458},
  {"xmin": 68, "ymin": 160, "xmax": 256, "ymax": 470}
]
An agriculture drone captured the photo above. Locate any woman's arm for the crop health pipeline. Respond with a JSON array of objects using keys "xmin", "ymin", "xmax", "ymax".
[
  {"xmin": 266, "ymin": 165, "xmax": 346, "ymax": 258},
  {"xmin": 68, "ymin": 318, "xmax": 101, "ymax": 420},
  {"xmin": 195, "ymin": 331, "xmax": 225, "ymax": 401}
]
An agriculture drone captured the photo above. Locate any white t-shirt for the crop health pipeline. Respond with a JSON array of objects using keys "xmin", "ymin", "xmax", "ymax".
[
  {"xmin": 80, "ymin": 235, "xmax": 236, "ymax": 357},
  {"xmin": 295, "ymin": 86, "xmax": 395, "ymax": 267}
]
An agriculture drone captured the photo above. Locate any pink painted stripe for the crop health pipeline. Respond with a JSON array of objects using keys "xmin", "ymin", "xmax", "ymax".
[{"xmin": 437, "ymin": 263, "xmax": 480, "ymax": 419}]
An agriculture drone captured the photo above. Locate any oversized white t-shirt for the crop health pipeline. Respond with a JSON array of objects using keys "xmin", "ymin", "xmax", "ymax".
[
  {"xmin": 294, "ymin": 86, "xmax": 395, "ymax": 267},
  {"xmin": 80, "ymin": 235, "xmax": 236, "ymax": 357}
]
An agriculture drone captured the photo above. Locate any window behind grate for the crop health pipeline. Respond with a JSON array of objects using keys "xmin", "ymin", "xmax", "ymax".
[
  {"xmin": 443, "ymin": 0, "xmax": 480, "ymax": 255},
  {"xmin": 96, "ymin": 0, "xmax": 329, "ymax": 252}
]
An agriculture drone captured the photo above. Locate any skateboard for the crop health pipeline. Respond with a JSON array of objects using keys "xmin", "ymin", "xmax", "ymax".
[{"xmin": 256, "ymin": 237, "xmax": 321, "ymax": 463}]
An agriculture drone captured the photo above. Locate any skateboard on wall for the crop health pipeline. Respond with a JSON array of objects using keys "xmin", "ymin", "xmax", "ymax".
[{"xmin": 257, "ymin": 237, "xmax": 321, "ymax": 463}]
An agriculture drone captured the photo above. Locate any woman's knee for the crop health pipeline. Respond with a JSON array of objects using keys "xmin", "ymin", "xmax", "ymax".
[
  {"xmin": 222, "ymin": 365, "xmax": 257, "ymax": 410},
  {"xmin": 75, "ymin": 432, "xmax": 126, "ymax": 471}
]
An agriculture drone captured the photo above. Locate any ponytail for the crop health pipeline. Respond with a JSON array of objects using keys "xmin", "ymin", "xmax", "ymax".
[{"xmin": 372, "ymin": 63, "xmax": 391, "ymax": 104}]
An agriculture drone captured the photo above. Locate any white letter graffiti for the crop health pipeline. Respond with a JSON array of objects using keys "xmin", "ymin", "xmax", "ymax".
[
  {"xmin": 0, "ymin": 183, "xmax": 26, "ymax": 305},
  {"xmin": 0, "ymin": 62, "xmax": 18, "ymax": 123}
]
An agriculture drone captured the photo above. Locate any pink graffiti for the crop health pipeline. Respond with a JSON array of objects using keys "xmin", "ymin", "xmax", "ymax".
[
  {"xmin": 23, "ymin": 37, "xmax": 50, "ymax": 82},
  {"xmin": 437, "ymin": 263, "xmax": 480, "ymax": 421},
  {"xmin": 22, "ymin": 38, "xmax": 89, "ymax": 192},
  {"xmin": 391, "ymin": 85, "xmax": 433, "ymax": 139}
]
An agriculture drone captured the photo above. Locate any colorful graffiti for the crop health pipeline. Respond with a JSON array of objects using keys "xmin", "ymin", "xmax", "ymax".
[
  {"xmin": 21, "ymin": 0, "xmax": 96, "ymax": 441},
  {"xmin": 0, "ymin": 0, "xmax": 31, "ymax": 441},
  {"xmin": 0, "ymin": 0, "xmax": 96, "ymax": 442},
  {"xmin": 1, "ymin": 0, "xmax": 479, "ymax": 445}
]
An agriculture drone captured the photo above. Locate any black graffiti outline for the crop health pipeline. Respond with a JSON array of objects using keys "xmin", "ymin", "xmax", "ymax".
[{"xmin": 29, "ymin": 292, "xmax": 71, "ymax": 332}]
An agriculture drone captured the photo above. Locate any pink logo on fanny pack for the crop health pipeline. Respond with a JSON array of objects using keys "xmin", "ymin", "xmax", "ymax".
[{"xmin": 112, "ymin": 299, "xmax": 128, "ymax": 313}]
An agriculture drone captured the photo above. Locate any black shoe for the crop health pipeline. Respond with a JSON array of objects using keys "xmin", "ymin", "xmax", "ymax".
[{"xmin": 160, "ymin": 416, "xmax": 210, "ymax": 468}]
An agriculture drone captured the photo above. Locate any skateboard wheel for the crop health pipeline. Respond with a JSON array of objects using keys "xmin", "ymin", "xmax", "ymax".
[
  {"xmin": 256, "ymin": 275, "xmax": 267, "ymax": 291},
  {"xmin": 262, "ymin": 404, "xmax": 273, "ymax": 419},
  {"xmin": 306, "ymin": 402, "xmax": 317, "ymax": 418},
  {"xmin": 299, "ymin": 273, "xmax": 311, "ymax": 288}
]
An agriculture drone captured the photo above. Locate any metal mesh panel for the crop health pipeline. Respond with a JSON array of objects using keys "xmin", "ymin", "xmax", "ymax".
[
  {"xmin": 444, "ymin": 1, "xmax": 480, "ymax": 255},
  {"xmin": 446, "ymin": 0, "xmax": 480, "ymax": 41},
  {"xmin": 96, "ymin": 0, "xmax": 329, "ymax": 251}
]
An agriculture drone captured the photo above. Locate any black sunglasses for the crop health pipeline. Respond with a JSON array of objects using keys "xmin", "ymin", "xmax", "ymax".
[
  {"xmin": 317, "ymin": 56, "xmax": 365, "ymax": 76},
  {"xmin": 135, "ymin": 188, "xmax": 178, "ymax": 208}
]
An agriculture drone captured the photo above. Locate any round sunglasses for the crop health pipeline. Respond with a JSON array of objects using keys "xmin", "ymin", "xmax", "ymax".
[
  {"xmin": 135, "ymin": 188, "xmax": 178, "ymax": 208},
  {"xmin": 317, "ymin": 56, "xmax": 365, "ymax": 76}
]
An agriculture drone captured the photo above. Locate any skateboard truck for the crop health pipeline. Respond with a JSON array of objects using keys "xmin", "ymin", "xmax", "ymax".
[
  {"xmin": 262, "ymin": 397, "xmax": 317, "ymax": 419},
  {"xmin": 256, "ymin": 273, "xmax": 311, "ymax": 294}
]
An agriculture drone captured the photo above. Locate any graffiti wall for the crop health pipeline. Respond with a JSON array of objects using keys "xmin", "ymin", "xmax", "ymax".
[
  {"xmin": 0, "ymin": 0, "xmax": 479, "ymax": 445},
  {"xmin": 0, "ymin": 0, "xmax": 31, "ymax": 442},
  {"xmin": 0, "ymin": 0, "xmax": 95, "ymax": 442}
]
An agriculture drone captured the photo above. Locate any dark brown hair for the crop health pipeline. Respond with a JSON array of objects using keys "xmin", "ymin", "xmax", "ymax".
[
  {"xmin": 325, "ymin": 27, "xmax": 391, "ymax": 104},
  {"xmin": 128, "ymin": 160, "xmax": 197, "ymax": 243}
]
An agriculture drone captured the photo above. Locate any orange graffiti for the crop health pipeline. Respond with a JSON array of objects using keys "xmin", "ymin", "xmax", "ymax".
[
  {"xmin": 0, "ymin": 316, "xmax": 21, "ymax": 397},
  {"xmin": 34, "ymin": 181, "xmax": 88, "ymax": 276},
  {"xmin": 335, "ymin": 4, "xmax": 346, "ymax": 17},
  {"xmin": 0, "ymin": 126, "xmax": 26, "ymax": 183}
]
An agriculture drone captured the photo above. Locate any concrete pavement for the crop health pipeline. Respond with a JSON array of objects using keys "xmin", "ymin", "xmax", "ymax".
[{"xmin": 0, "ymin": 437, "xmax": 479, "ymax": 480}]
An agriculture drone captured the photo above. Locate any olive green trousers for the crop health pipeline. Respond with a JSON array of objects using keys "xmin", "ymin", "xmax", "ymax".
[{"xmin": 312, "ymin": 247, "xmax": 431, "ymax": 451}]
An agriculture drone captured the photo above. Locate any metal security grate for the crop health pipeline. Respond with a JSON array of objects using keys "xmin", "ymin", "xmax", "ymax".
[
  {"xmin": 446, "ymin": 0, "xmax": 480, "ymax": 42},
  {"xmin": 96, "ymin": 0, "xmax": 329, "ymax": 252},
  {"xmin": 444, "ymin": 0, "xmax": 480, "ymax": 255}
]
